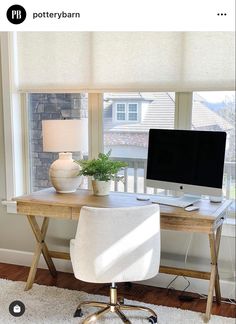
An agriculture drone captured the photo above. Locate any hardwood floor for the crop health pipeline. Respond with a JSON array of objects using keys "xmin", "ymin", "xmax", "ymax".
[{"xmin": 0, "ymin": 262, "xmax": 235, "ymax": 319}]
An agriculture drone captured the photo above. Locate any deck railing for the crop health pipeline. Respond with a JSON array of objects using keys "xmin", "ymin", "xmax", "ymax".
[{"xmin": 111, "ymin": 158, "xmax": 235, "ymax": 201}]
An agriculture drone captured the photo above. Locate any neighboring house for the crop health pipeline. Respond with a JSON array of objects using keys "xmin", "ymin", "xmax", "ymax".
[
  {"xmin": 192, "ymin": 94, "xmax": 232, "ymax": 131},
  {"xmin": 104, "ymin": 92, "xmax": 233, "ymax": 159}
]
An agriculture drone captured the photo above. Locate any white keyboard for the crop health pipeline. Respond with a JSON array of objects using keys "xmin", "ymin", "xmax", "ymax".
[{"xmin": 151, "ymin": 195, "xmax": 200, "ymax": 208}]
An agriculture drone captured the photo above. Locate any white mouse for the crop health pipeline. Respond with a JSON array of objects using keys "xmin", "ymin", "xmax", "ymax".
[{"xmin": 184, "ymin": 205, "xmax": 199, "ymax": 212}]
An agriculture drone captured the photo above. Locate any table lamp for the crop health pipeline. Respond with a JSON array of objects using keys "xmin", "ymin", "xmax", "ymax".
[{"xmin": 42, "ymin": 119, "xmax": 86, "ymax": 193}]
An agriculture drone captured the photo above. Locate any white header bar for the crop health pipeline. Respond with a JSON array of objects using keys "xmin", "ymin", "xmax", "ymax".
[{"xmin": 0, "ymin": 0, "xmax": 235, "ymax": 31}]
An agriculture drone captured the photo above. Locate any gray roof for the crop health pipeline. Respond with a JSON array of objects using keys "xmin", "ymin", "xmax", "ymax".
[
  {"xmin": 104, "ymin": 92, "xmax": 232, "ymax": 133},
  {"xmin": 104, "ymin": 92, "xmax": 162, "ymax": 101},
  {"xmin": 104, "ymin": 92, "xmax": 175, "ymax": 132},
  {"xmin": 192, "ymin": 96, "xmax": 232, "ymax": 131}
]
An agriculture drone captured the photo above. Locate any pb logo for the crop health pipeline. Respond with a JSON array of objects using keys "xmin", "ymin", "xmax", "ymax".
[{"xmin": 7, "ymin": 5, "xmax": 26, "ymax": 24}]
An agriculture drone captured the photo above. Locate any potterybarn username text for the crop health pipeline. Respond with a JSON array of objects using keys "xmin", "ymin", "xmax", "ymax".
[{"xmin": 33, "ymin": 11, "xmax": 80, "ymax": 19}]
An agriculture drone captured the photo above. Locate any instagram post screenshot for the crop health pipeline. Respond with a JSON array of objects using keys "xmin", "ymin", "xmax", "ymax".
[{"xmin": 0, "ymin": 0, "xmax": 235, "ymax": 323}]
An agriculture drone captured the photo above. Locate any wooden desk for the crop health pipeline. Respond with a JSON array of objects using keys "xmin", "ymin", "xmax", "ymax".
[{"xmin": 14, "ymin": 188, "xmax": 231, "ymax": 322}]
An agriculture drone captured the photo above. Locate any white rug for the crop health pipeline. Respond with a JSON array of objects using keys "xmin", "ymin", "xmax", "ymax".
[{"xmin": 0, "ymin": 279, "xmax": 234, "ymax": 324}]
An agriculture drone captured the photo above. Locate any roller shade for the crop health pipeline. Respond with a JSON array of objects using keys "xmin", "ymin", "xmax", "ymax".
[
  {"xmin": 17, "ymin": 32, "xmax": 91, "ymax": 90},
  {"xmin": 16, "ymin": 31, "xmax": 235, "ymax": 92}
]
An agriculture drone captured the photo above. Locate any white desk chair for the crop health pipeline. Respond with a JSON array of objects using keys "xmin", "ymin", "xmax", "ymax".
[{"xmin": 70, "ymin": 204, "xmax": 160, "ymax": 324}]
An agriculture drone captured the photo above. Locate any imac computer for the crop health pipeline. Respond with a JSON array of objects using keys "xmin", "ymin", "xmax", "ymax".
[{"xmin": 146, "ymin": 129, "xmax": 226, "ymax": 208}]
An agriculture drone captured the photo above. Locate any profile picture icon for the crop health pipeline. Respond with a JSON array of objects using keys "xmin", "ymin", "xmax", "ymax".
[
  {"xmin": 6, "ymin": 4, "xmax": 27, "ymax": 24},
  {"xmin": 9, "ymin": 300, "xmax": 25, "ymax": 317}
]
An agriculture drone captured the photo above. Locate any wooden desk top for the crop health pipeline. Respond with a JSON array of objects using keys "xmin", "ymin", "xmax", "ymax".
[{"xmin": 14, "ymin": 188, "xmax": 232, "ymax": 233}]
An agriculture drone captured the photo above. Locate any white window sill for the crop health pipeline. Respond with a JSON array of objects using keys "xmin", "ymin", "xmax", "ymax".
[{"xmin": 1, "ymin": 200, "xmax": 17, "ymax": 214}]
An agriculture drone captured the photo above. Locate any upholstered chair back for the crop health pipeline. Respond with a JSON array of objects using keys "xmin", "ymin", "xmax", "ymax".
[{"xmin": 70, "ymin": 204, "xmax": 160, "ymax": 284}]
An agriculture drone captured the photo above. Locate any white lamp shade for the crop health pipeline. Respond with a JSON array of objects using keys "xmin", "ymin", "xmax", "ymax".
[{"xmin": 42, "ymin": 119, "xmax": 87, "ymax": 153}]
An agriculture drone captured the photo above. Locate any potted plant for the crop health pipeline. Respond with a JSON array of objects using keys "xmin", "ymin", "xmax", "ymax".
[{"xmin": 75, "ymin": 151, "xmax": 128, "ymax": 196}]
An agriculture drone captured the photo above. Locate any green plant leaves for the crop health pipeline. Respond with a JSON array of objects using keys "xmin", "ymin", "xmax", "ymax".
[{"xmin": 75, "ymin": 151, "xmax": 128, "ymax": 182}]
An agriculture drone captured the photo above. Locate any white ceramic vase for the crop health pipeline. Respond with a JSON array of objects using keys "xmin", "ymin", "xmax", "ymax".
[
  {"xmin": 49, "ymin": 152, "xmax": 82, "ymax": 193},
  {"xmin": 92, "ymin": 180, "xmax": 111, "ymax": 196}
]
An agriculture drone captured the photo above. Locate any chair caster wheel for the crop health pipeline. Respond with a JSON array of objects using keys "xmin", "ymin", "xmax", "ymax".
[
  {"xmin": 148, "ymin": 315, "xmax": 158, "ymax": 323},
  {"xmin": 125, "ymin": 282, "xmax": 132, "ymax": 289},
  {"xmin": 74, "ymin": 308, "xmax": 83, "ymax": 317},
  {"xmin": 118, "ymin": 297, "xmax": 124, "ymax": 305}
]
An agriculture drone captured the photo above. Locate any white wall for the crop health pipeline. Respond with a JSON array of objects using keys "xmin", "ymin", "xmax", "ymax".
[{"xmin": 0, "ymin": 39, "xmax": 78, "ymax": 252}]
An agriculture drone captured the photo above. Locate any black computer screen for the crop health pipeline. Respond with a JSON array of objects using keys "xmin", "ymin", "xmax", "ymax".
[{"xmin": 146, "ymin": 129, "xmax": 226, "ymax": 189}]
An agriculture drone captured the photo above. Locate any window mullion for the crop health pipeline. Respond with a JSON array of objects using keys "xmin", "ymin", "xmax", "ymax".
[
  {"xmin": 1, "ymin": 32, "xmax": 26, "ymax": 199},
  {"xmin": 175, "ymin": 92, "xmax": 193, "ymax": 130},
  {"xmin": 21, "ymin": 93, "xmax": 31, "ymax": 193},
  {"xmin": 1, "ymin": 33, "xmax": 15, "ymax": 199},
  {"xmin": 88, "ymin": 93, "xmax": 103, "ymax": 159}
]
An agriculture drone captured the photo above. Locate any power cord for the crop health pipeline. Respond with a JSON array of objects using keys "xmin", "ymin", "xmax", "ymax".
[
  {"xmin": 184, "ymin": 233, "xmax": 194, "ymax": 264},
  {"xmin": 179, "ymin": 277, "xmax": 191, "ymax": 295},
  {"xmin": 198, "ymin": 293, "xmax": 236, "ymax": 305},
  {"xmin": 166, "ymin": 275, "xmax": 179, "ymax": 292},
  {"xmin": 177, "ymin": 277, "xmax": 193, "ymax": 301},
  {"xmin": 166, "ymin": 276, "xmax": 236, "ymax": 304},
  {"xmin": 166, "ymin": 275, "xmax": 194, "ymax": 301}
]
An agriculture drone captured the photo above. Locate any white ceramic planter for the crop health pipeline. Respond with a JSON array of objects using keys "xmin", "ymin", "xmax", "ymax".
[
  {"xmin": 92, "ymin": 180, "xmax": 111, "ymax": 196},
  {"xmin": 49, "ymin": 152, "xmax": 82, "ymax": 193}
]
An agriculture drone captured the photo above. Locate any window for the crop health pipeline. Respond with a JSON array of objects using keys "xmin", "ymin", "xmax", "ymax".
[
  {"xmin": 192, "ymin": 91, "xmax": 235, "ymax": 213},
  {"xmin": 128, "ymin": 103, "xmax": 138, "ymax": 121},
  {"xmin": 28, "ymin": 93, "xmax": 88, "ymax": 192},
  {"xmin": 116, "ymin": 103, "xmax": 126, "ymax": 121},
  {"xmin": 104, "ymin": 92, "xmax": 175, "ymax": 194},
  {"xmin": 115, "ymin": 102, "xmax": 138, "ymax": 122}
]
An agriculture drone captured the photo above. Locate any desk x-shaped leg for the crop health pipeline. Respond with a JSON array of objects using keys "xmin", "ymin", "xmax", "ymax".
[
  {"xmin": 25, "ymin": 215, "xmax": 57, "ymax": 291},
  {"xmin": 205, "ymin": 224, "xmax": 222, "ymax": 322}
]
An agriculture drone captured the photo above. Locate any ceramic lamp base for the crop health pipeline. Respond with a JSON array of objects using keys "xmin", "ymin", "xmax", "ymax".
[{"xmin": 49, "ymin": 152, "xmax": 82, "ymax": 193}]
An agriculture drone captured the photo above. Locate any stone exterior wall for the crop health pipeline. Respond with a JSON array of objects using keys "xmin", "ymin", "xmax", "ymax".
[{"xmin": 29, "ymin": 93, "xmax": 88, "ymax": 192}]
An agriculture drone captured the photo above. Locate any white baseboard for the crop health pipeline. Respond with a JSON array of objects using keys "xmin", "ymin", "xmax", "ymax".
[
  {"xmin": 139, "ymin": 274, "xmax": 235, "ymax": 300},
  {"xmin": 0, "ymin": 248, "xmax": 73, "ymax": 273},
  {"xmin": 0, "ymin": 248, "xmax": 235, "ymax": 299}
]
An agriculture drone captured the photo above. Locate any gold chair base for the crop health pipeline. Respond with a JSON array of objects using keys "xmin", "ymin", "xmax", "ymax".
[{"xmin": 74, "ymin": 285, "xmax": 158, "ymax": 323}]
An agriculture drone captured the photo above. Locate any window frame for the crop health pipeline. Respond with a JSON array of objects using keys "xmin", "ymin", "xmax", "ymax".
[
  {"xmin": 127, "ymin": 103, "xmax": 138, "ymax": 121},
  {"xmin": 114, "ymin": 102, "xmax": 139, "ymax": 122},
  {"xmin": 1, "ymin": 33, "xmax": 235, "ymax": 228},
  {"xmin": 116, "ymin": 103, "xmax": 126, "ymax": 121},
  {"xmin": 1, "ymin": 33, "xmax": 27, "ymax": 201}
]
